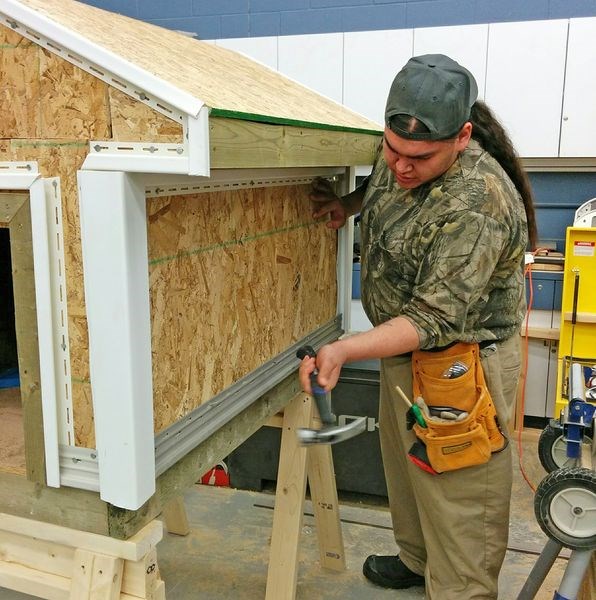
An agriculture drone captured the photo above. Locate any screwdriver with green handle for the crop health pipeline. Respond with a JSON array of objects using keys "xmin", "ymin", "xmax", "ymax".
[{"xmin": 395, "ymin": 385, "xmax": 426, "ymax": 428}]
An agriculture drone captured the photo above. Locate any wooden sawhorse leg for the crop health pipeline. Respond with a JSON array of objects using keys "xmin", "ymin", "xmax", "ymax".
[
  {"xmin": 265, "ymin": 392, "xmax": 345, "ymax": 600},
  {"xmin": 162, "ymin": 496, "xmax": 190, "ymax": 537}
]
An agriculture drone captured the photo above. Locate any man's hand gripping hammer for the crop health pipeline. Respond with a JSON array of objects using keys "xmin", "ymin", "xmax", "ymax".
[{"xmin": 296, "ymin": 345, "xmax": 367, "ymax": 445}]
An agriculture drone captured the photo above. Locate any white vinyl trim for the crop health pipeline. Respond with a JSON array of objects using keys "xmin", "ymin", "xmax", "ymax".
[
  {"xmin": 1, "ymin": 168, "xmax": 69, "ymax": 488},
  {"xmin": 0, "ymin": 162, "xmax": 39, "ymax": 189},
  {"xmin": 24, "ymin": 178, "xmax": 62, "ymax": 487},
  {"xmin": 142, "ymin": 166, "xmax": 344, "ymax": 197},
  {"xmin": 83, "ymin": 155, "xmax": 189, "ymax": 174},
  {"xmin": 0, "ymin": 2, "xmax": 202, "ymax": 120},
  {"xmin": 42, "ymin": 179, "xmax": 75, "ymax": 447},
  {"xmin": 82, "ymin": 141, "xmax": 191, "ymax": 174},
  {"xmin": 336, "ymin": 167, "xmax": 356, "ymax": 333},
  {"xmin": 186, "ymin": 107, "xmax": 211, "ymax": 176},
  {"xmin": 78, "ymin": 170, "xmax": 155, "ymax": 510}
]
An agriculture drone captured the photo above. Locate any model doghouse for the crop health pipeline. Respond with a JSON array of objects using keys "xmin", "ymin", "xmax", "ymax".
[{"xmin": 0, "ymin": 0, "xmax": 381, "ymax": 542}]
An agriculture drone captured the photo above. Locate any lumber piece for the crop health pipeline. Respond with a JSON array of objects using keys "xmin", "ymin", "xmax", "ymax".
[
  {"xmin": 69, "ymin": 549, "xmax": 124, "ymax": 600},
  {"xmin": 265, "ymin": 392, "xmax": 313, "ymax": 600},
  {"xmin": 0, "ymin": 514, "xmax": 162, "ymax": 562},
  {"xmin": 210, "ymin": 117, "xmax": 380, "ymax": 169},
  {"xmin": 162, "ymin": 496, "xmax": 189, "ymax": 536},
  {"xmin": 307, "ymin": 443, "xmax": 346, "ymax": 571},
  {"xmin": 0, "ymin": 513, "xmax": 164, "ymax": 600}
]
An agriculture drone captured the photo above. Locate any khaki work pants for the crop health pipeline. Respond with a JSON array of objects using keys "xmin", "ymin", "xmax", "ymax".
[{"xmin": 379, "ymin": 335, "xmax": 521, "ymax": 600}]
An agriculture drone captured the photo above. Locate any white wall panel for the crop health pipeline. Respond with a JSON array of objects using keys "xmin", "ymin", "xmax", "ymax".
[
  {"xmin": 278, "ymin": 33, "xmax": 343, "ymax": 104},
  {"xmin": 560, "ymin": 17, "xmax": 596, "ymax": 157},
  {"xmin": 413, "ymin": 24, "xmax": 488, "ymax": 99},
  {"xmin": 343, "ymin": 29, "xmax": 413, "ymax": 126},
  {"xmin": 485, "ymin": 20, "xmax": 568, "ymax": 157},
  {"xmin": 216, "ymin": 36, "xmax": 278, "ymax": 70}
]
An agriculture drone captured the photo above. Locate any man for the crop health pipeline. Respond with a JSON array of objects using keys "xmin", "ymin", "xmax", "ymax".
[{"xmin": 299, "ymin": 54, "xmax": 536, "ymax": 599}]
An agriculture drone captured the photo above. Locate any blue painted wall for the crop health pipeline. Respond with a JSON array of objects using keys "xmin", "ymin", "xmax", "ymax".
[
  {"xmin": 529, "ymin": 173, "xmax": 596, "ymax": 251},
  {"xmin": 80, "ymin": 0, "xmax": 596, "ymax": 39}
]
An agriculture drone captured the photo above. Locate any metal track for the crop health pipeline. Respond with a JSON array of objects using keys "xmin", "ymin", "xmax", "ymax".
[
  {"xmin": 154, "ymin": 316, "xmax": 343, "ymax": 476},
  {"xmin": 59, "ymin": 445, "xmax": 100, "ymax": 492},
  {"xmin": 58, "ymin": 318, "xmax": 343, "ymax": 489}
]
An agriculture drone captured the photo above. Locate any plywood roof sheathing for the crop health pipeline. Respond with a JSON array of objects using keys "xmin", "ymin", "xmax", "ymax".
[{"xmin": 3, "ymin": 0, "xmax": 382, "ymax": 134}]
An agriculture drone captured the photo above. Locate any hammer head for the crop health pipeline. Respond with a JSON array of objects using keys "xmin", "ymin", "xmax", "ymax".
[{"xmin": 296, "ymin": 416, "xmax": 367, "ymax": 446}]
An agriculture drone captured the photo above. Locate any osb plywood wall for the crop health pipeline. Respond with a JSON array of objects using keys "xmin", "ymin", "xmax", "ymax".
[
  {"xmin": 147, "ymin": 186, "xmax": 336, "ymax": 432},
  {"xmin": 1, "ymin": 24, "xmax": 338, "ymax": 446},
  {"xmin": 1, "ymin": 24, "xmax": 182, "ymax": 447}
]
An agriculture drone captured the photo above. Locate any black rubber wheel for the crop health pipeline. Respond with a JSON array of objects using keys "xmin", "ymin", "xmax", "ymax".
[
  {"xmin": 534, "ymin": 467, "xmax": 596, "ymax": 550},
  {"xmin": 538, "ymin": 421, "xmax": 593, "ymax": 473}
]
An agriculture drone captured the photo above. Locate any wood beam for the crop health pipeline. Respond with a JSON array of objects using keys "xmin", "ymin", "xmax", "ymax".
[
  {"xmin": 1, "ymin": 192, "xmax": 46, "ymax": 484},
  {"xmin": 209, "ymin": 117, "xmax": 380, "ymax": 169}
]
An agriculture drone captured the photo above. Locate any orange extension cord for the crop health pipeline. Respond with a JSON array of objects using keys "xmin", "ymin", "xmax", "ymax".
[{"xmin": 517, "ymin": 248, "xmax": 552, "ymax": 493}]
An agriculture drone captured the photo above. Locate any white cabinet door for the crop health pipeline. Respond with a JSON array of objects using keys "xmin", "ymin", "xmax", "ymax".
[
  {"xmin": 216, "ymin": 36, "xmax": 278, "ymax": 70},
  {"xmin": 525, "ymin": 339, "xmax": 551, "ymax": 417},
  {"xmin": 413, "ymin": 24, "xmax": 488, "ymax": 99},
  {"xmin": 278, "ymin": 33, "xmax": 344, "ymax": 104},
  {"xmin": 485, "ymin": 20, "xmax": 568, "ymax": 157},
  {"xmin": 343, "ymin": 29, "xmax": 413, "ymax": 126},
  {"xmin": 560, "ymin": 17, "xmax": 596, "ymax": 157},
  {"xmin": 545, "ymin": 340, "xmax": 559, "ymax": 418}
]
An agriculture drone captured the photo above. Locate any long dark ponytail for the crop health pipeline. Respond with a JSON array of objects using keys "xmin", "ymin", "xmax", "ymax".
[{"xmin": 470, "ymin": 101, "xmax": 538, "ymax": 250}]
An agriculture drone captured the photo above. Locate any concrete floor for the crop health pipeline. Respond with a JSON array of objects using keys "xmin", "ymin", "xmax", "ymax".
[{"xmin": 0, "ymin": 434, "xmax": 571, "ymax": 600}]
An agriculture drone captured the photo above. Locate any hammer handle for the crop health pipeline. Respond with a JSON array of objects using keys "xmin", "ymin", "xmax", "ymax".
[{"xmin": 297, "ymin": 346, "xmax": 336, "ymax": 425}]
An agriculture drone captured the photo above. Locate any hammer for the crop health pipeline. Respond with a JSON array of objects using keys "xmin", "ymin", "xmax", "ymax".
[{"xmin": 296, "ymin": 345, "xmax": 367, "ymax": 445}]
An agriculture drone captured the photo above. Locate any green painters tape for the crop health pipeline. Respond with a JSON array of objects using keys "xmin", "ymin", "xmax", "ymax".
[
  {"xmin": 11, "ymin": 140, "xmax": 87, "ymax": 148},
  {"xmin": 210, "ymin": 108, "xmax": 382, "ymax": 136}
]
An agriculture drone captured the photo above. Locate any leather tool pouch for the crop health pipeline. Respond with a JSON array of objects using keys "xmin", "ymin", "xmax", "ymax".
[{"xmin": 411, "ymin": 342, "xmax": 506, "ymax": 474}]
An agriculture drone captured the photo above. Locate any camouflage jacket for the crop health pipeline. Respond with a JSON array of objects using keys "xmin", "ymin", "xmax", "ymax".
[{"xmin": 360, "ymin": 140, "xmax": 528, "ymax": 350}]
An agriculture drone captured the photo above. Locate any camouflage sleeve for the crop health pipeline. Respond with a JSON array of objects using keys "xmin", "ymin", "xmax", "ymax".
[{"xmin": 400, "ymin": 208, "xmax": 509, "ymax": 349}]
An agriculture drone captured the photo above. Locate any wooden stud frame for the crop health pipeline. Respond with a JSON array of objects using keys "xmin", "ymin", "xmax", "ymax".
[{"xmin": 0, "ymin": 191, "xmax": 45, "ymax": 485}]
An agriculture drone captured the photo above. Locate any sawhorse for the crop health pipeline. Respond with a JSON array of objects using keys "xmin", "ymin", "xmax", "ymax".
[
  {"xmin": 161, "ymin": 391, "xmax": 347, "ymax": 600},
  {"xmin": 264, "ymin": 392, "xmax": 345, "ymax": 600}
]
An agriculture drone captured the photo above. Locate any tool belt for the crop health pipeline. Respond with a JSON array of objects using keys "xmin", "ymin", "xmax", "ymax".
[{"xmin": 411, "ymin": 342, "xmax": 506, "ymax": 474}]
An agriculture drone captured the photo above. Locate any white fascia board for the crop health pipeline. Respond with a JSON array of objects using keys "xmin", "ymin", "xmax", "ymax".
[
  {"xmin": 78, "ymin": 170, "xmax": 155, "ymax": 510},
  {"xmin": 1, "ymin": 0, "xmax": 203, "ymax": 118}
]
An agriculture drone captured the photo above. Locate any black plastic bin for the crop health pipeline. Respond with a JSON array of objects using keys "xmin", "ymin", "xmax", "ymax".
[{"xmin": 227, "ymin": 366, "xmax": 387, "ymax": 498}]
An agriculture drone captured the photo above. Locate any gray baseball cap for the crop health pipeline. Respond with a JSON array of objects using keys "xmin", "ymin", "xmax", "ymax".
[{"xmin": 385, "ymin": 54, "xmax": 478, "ymax": 140}]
